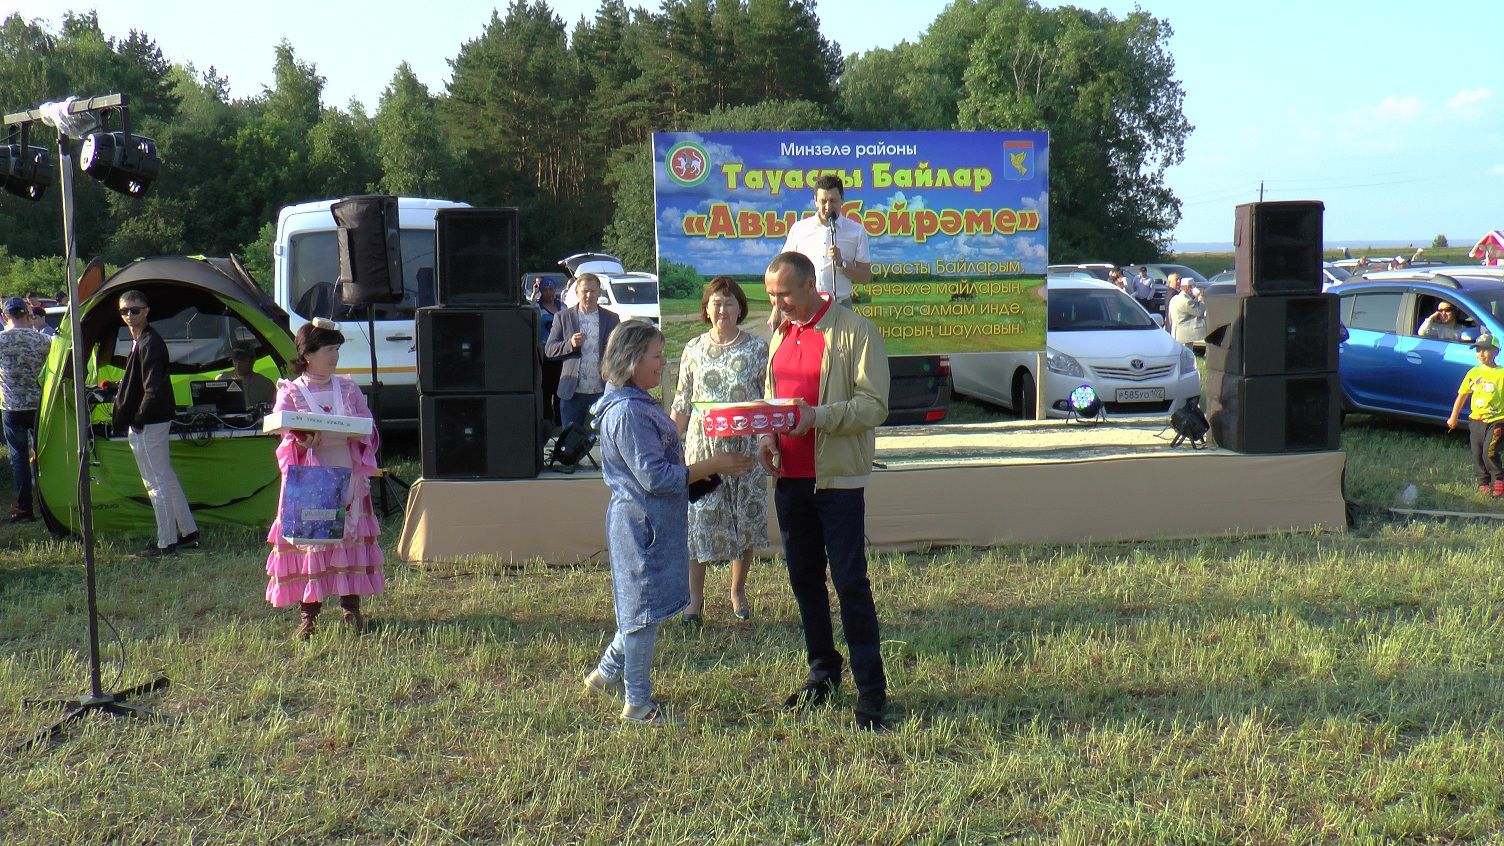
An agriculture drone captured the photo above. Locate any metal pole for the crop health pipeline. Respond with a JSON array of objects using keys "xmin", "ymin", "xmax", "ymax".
[{"xmin": 57, "ymin": 143, "xmax": 104, "ymax": 701}]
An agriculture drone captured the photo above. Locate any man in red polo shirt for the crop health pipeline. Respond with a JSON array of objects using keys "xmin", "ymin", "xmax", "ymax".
[{"xmin": 756, "ymin": 251, "xmax": 892, "ymax": 731}]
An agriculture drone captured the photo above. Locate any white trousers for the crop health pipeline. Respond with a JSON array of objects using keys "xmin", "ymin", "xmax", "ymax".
[{"xmin": 127, "ymin": 421, "xmax": 198, "ymax": 548}]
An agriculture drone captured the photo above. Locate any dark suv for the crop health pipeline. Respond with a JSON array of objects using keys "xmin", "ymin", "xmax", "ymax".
[
  {"xmin": 1333, "ymin": 267, "xmax": 1504, "ymax": 422},
  {"xmin": 885, "ymin": 355, "xmax": 952, "ymax": 425}
]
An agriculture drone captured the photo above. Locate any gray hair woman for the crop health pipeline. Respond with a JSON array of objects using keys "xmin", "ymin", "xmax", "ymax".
[{"xmin": 584, "ymin": 320, "xmax": 752, "ymax": 723}]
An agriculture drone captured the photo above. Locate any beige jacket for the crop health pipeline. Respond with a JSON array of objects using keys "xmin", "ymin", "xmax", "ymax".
[{"xmin": 765, "ymin": 303, "xmax": 890, "ymax": 488}]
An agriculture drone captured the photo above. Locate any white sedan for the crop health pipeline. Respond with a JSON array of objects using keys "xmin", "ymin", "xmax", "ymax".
[{"xmin": 950, "ymin": 276, "xmax": 1201, "ymax": 419}]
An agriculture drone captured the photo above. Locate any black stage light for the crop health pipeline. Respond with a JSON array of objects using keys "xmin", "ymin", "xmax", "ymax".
[
  {"xmin": 0, "ymin": 143, "xmax": 54, "ymax": 201},
  {"xmin": 79, "ymin": 131, "xmax": 160, "ymax": 197},
  {"xmin": 1067, "ymin": 384, "xmax": 1103, "ymax": 423},
  {"xmin": 1170, "ymin": 396, "xmax": 1210, "ymax": 448},
  {"xmin": 547, "ymin": 421, "xmax": 598, "ymax": 473}
]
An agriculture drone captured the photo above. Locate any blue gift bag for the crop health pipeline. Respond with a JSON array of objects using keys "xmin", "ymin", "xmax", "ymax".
[{"xmin": 279, "ymin": 465, "xmax": 352, "ymax": 545}]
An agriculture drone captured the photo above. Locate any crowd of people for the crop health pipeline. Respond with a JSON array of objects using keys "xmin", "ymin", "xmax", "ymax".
[
  {"xmin": 582, "ymin": 245, "xmax": 893, "ymax": 730},
  {"xmin": 563, "ymin": 176, "xmax": 895, "ymax": 728}
]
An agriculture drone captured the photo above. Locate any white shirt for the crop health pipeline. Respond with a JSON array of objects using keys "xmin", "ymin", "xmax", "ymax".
[{"xmin": 782, "ymin": 214, "xmax": 870, "ymax": 300}]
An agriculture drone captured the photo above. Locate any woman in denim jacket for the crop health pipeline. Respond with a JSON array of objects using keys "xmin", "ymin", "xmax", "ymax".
[{"xmin": 582, "ymin": 321, "xmax": 752, "ymax": 724}]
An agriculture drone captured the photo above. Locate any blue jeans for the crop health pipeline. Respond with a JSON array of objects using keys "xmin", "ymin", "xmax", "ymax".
[
  {"xmin": 559, "ymin": 391, "xmax": 602, "ymax": 433},
  {"xmin": 3, "ymin": 409, "xmax": 37, "ymax": 512},
  {"xmin": 595, "ymin": 621, "xmax": 662, "ymax": 706},
  {"xmin": 774, "ymin": 479, "xmax": 887, "ymax": 698}
]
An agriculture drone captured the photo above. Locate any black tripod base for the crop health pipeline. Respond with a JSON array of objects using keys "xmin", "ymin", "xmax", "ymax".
[
  {"xmin": 20, "ymin": 676, "xmax": 169, "ymax": 749},
  {"xmin": 373, "ymin": 469, "xmax": 411, "ymax": 519}
]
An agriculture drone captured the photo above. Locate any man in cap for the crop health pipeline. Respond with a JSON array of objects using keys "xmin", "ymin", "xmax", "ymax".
[
  {"xmin": 1447, "ymin": 333, "xmax": 1504, "ymax": 497},
  {"xmin": 0, "ymin": 296, "xmax": 53, "ymax": 521}
]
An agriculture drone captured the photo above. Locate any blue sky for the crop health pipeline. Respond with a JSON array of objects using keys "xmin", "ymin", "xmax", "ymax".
[{"xmin": 6, "ymin": 0, "xmax": 1498, "ymax": 249}]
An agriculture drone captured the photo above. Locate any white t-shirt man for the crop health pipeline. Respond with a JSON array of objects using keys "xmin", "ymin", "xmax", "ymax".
[{"xmin": 782, "ymin": 213, "xmax": 870, "ymax": 302}]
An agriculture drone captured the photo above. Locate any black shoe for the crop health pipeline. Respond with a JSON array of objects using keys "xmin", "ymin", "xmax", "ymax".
[
  {"xmin": 854, "ymin": 692, "xmax": 891, "ymax": 732},
  {"xmin": 176, "ymin": 530, "xmax": 201, "ymax": 549},
  {"xmin": 8, "ymin": 506, "xmax": 35, "ymax": 523},
  {"xmin": 783, "ymin": 677, "xmax": 839, "ymax": 710},
  {"xmin": 139, "ymin": 542, "xmax": 177, "ymax": 557}
]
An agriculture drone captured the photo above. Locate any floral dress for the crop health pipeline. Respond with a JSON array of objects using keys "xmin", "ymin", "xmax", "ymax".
[{"xmin": 672, "ymin": 331, "xmax": 770, "ymax": 562}]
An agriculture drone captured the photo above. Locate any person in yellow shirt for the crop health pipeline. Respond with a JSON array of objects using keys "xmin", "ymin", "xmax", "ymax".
[{"xmin": 1447, "ymin": 333, "xmax": 1504, "ymax": 496}]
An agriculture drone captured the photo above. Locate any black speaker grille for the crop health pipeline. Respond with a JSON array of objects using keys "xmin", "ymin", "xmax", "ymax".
[
  {"xmin": 421, "ymin": 394, "xmax": 543, "ymax": 479},
  {"xmin": 417, "ymin": 306, "xmax": 539, "ymax": 394},
  {"xmin": 1235, "ymin": 201, "xmax": 1324, "ymax": 296},
  {"xmin": 435, "ymin": 208, "xmax": 521, "ymax": 307}
]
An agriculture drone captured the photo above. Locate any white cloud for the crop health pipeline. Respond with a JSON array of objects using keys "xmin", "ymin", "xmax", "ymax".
[
  {"xmin": 1374, "ymin": 95, "xmax": 1424, "ymax": 122},
  {"xmin": 1448, "ymin": 88, "xmax": 1493, "ymax": 117},
  {"xmin": 1490, "ymin": 165, "xmax": 1504, "ymax": 176}
]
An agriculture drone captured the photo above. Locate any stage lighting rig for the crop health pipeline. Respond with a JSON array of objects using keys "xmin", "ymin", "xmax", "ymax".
[
  {"xmin": 78, "ymin": 108, "xmax": 159, "ymax": 197},
  {"xmin": 0, "ymin": 124, "xmax": 55, "ymax": 201}
]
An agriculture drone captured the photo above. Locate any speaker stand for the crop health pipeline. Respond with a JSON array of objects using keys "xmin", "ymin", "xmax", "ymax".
[{"xmin": 358, "ymin": 306, "xmax": 410, "ymax": 520}]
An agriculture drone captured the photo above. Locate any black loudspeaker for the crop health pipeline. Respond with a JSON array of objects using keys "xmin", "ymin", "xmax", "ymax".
[
  {"xmin": 1206, "ymin": 370, "xmax": 1341, "ymax": 453},
  {"xmin": 416, "ymin": 306, "xmax": 539, "ymax": 394},
  {"xmin": 332, "ymin": 195, "xmax": 404, "ymax": 305},
  {"xmin": 1234, "ymin": 200, "xmax": 1324, "ymax": 296},
  {"xmin": 435, "ymin": 207, "xmax": 521, "ymax": 306},
  {"xmin": 1204, "ymin": 292, "xmax": 1340, "ymax": 376},
  {"xmin": 421, "ymin": 394, "xmax": 543, "ymax": 479}
]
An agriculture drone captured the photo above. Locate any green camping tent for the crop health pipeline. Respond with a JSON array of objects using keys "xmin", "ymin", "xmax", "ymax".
[{"xmin": 36, "ymin": 256, "xmax": 297, "ymax": 537}]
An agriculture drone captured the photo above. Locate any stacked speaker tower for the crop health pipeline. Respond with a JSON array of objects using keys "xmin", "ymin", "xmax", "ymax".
[
  {"xmin": 418, "ymin": 207, "xmax": 546, "ymax": 479},
  {"xmin": 1204, "ymin": 201, "xmax": 1342, "ymax": 453}
]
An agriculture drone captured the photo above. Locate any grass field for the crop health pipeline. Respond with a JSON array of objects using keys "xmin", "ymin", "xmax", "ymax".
[
  {"xmin": 11, "ymin": 272, "xmax": 1504, "ymax": 842},
  {"xmin": 6, "ymin": 412, "xmax": 1504, "ymax": 843}
]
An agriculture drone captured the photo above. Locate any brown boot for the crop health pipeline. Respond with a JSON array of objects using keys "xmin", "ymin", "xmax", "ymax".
[
  {"xmin": 339, "ymin": 595, "xmax": 364, "ymax": 633},
  {"xmin": 294, "ymin": 602, "xmax": 321, "ymax": 640}
]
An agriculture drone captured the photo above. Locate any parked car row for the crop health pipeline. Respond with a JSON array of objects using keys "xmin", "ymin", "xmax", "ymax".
[
  {"xmin": 1333, "ymin": 266, "xmax": 1504, "ymax": 424},
  {"xmin": 950, "ymin": 275, "xmax": 1200, "ymax": 419}
]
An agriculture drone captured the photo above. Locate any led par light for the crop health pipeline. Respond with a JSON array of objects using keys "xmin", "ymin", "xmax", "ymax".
[
  {"xmin": 79, "ymin": 131, "xmax": 160, "ymax": 197},
  {"xmin": 0, "ymin": 143, "xmax": 54, "ymax": 201}
]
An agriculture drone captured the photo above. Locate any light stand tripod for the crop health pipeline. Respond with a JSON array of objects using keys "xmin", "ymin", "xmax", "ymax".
[{"xmin": 7, "ymin": 95, "xmax": 168, "ymax": 749}]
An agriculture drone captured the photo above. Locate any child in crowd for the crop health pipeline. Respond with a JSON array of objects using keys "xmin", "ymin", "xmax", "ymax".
[
  {"xmin": 1447, "ymin": 333, "xmax": 1504, "ymax": 496},
  {"xmin": 265, "ymin": 318, "xmax": 385, "ymax": 639}
]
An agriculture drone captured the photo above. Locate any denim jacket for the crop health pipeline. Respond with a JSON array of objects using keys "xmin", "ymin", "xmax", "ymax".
[{"xmin": 593, "ymin": 383, "xmax": 690, "ymax": 630}]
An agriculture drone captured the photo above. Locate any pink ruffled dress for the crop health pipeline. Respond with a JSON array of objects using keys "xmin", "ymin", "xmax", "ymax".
[{"xmin": 264, "ymin": 374, "xmax": 385, "ymax": 607}]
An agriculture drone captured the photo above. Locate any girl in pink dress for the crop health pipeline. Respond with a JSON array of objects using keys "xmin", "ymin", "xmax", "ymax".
[{"xmin": 266, "ymin": 319, "xmax": 384, "ymax": 639}]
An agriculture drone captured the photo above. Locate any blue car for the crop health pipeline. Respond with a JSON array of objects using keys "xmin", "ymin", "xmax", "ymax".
[{"xmin": 1333, "ymin": 267, "xmax": 1504, "ymax": 422}]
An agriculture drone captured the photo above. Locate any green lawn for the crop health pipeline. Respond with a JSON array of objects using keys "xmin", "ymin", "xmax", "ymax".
[{"xmin": 6, "ymin": 412, "xmax": 1504, "ymax": 842}]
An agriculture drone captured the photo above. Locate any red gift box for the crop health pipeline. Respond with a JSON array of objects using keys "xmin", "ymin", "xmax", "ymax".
[{"xmin": 697, "ymin": 400, "xmax": 799, "ymax": 437}]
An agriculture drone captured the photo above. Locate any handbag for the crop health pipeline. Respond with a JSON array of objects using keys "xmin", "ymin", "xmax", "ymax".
[{"xmin": 279, "ymin": 464, "xmax": 352, "ymax": 546}]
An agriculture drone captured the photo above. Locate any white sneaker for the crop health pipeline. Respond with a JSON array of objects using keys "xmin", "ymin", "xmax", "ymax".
[
  {"xmin": 583, "ymin": 669, "xmax": 624, "ymax": 700},
  {"xmin": 621, "ymin": 699, "xmax": 675, "ymax": 725}
]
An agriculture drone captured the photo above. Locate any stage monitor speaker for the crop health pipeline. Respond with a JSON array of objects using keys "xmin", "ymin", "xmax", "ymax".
[
  {"xmin": 1234, "ymin": 200, "xmax": 1324, "ymax": 296},
  {"xmin": 1207, "ymin": 370, "xmax": 1341, "ymax": 453},
  {"xmin": 1203, "ymin": 292, "xmax": 1340, "ymax": 376},
  {"xmin": 416, "ymin": 306, "xmax": 539, "ymax": 394},
  {"xmin": 435, "ymin": 207, "xmax": 521, "ymax": 306},
  {"xmin": 421, "ymin": 393, "xmax": 543, "ymax": 479},
  {"xmin": 332, "ymin": 195, "xmax": 404, "ymax": 305}
]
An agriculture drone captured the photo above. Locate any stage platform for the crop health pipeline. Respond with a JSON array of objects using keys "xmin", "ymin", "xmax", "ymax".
[{"xmin": 396, "ymin": 420, "xmax": 1347, "ymax": 564}]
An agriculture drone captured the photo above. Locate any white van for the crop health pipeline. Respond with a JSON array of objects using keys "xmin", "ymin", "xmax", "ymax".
[{"xmin": 273, "ymin": 196, "xmax": 469, "ymax": 424}]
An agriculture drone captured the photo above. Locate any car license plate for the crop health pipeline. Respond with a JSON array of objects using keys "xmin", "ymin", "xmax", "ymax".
[{"xmin": 1115, "ymin": 387, "xmax": 1164, "ymax": 402}]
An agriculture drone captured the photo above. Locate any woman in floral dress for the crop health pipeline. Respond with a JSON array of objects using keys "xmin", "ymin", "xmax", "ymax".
[{"xmin": 670, "ymin": 277, "xmax": 770, "ymax": 623}]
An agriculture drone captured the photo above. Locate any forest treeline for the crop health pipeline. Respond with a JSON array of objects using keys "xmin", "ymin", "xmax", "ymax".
[{"xmin": 0, "ymin": 0, "xmax": 1190, "ymax": 293}]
